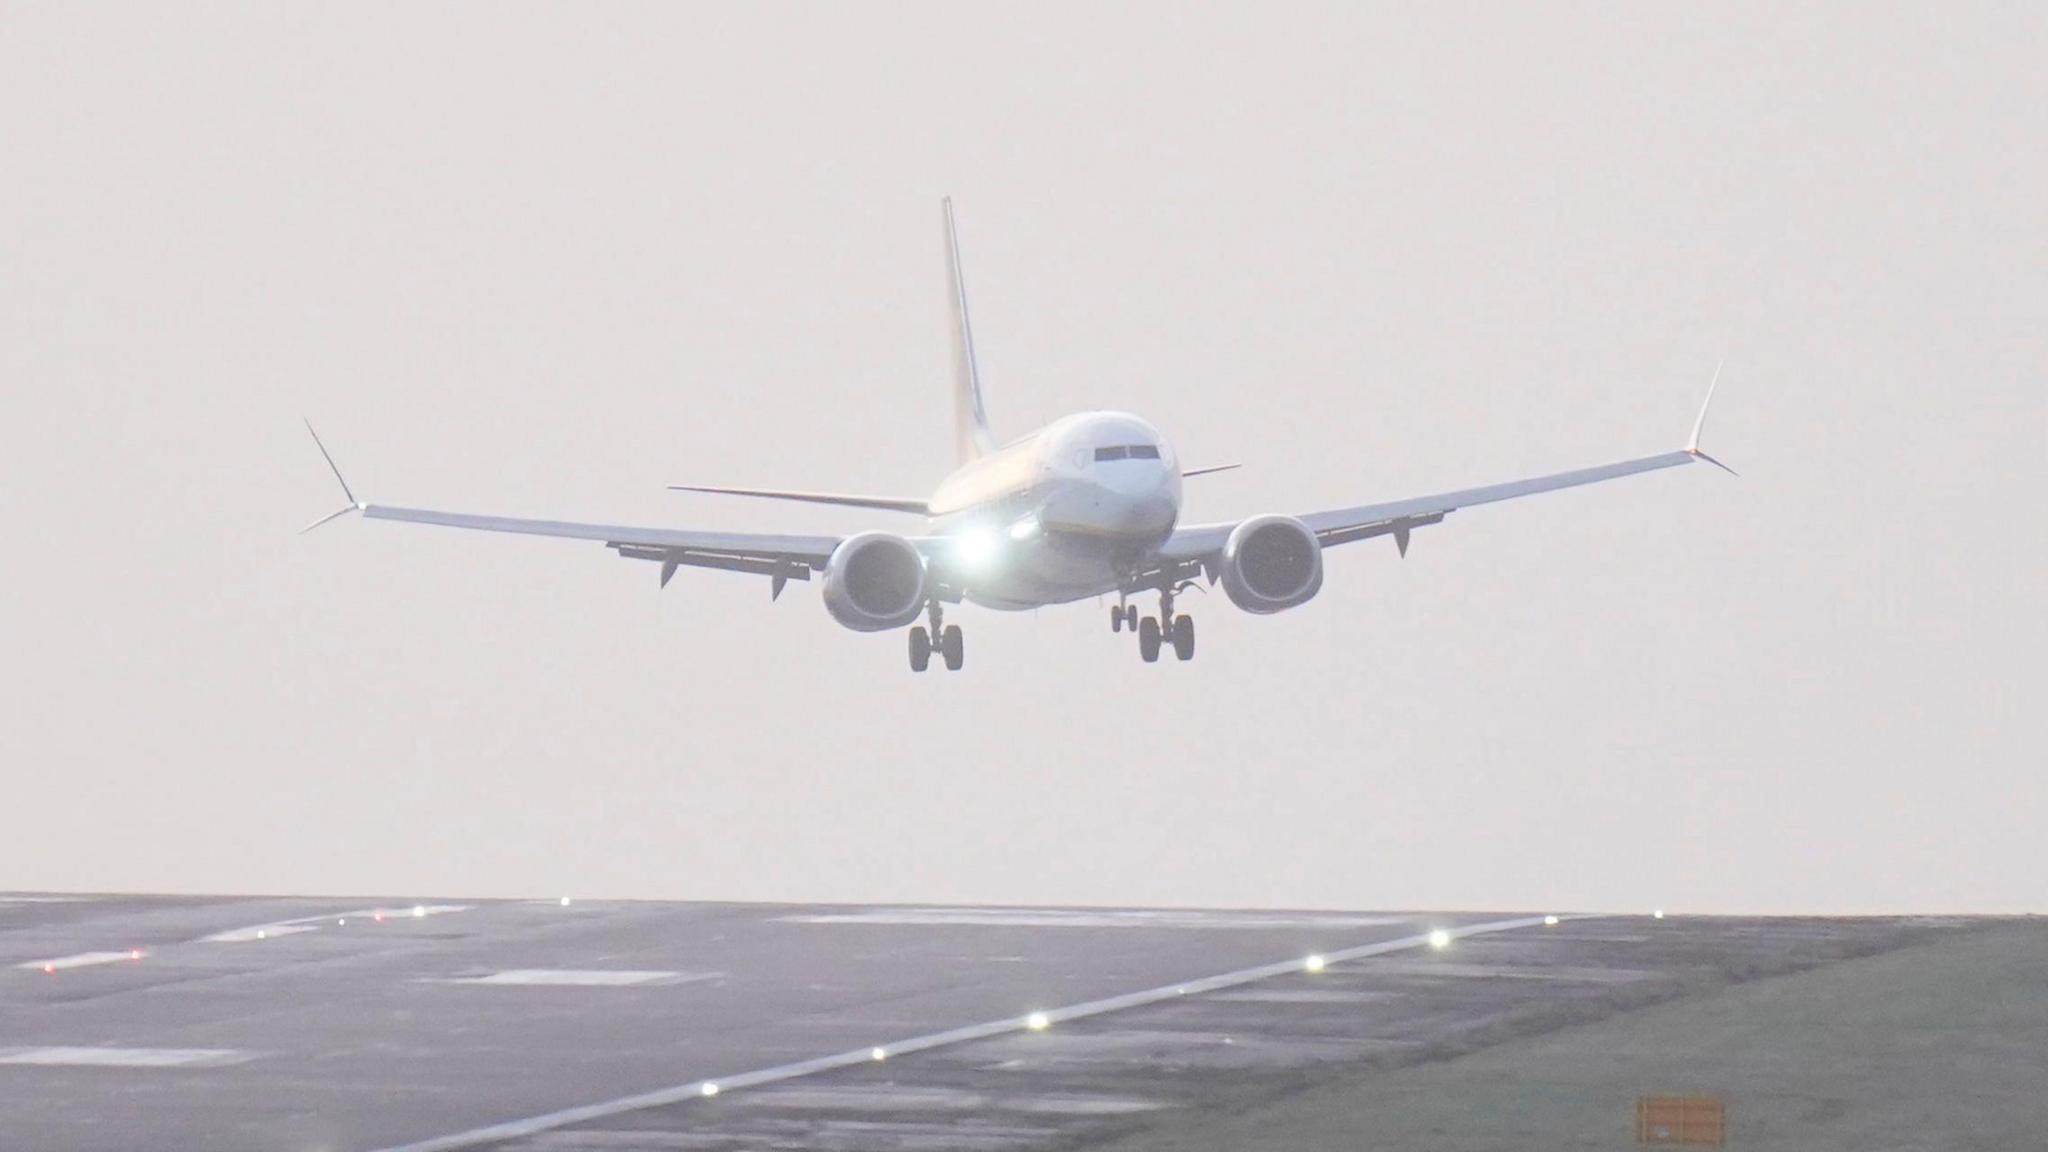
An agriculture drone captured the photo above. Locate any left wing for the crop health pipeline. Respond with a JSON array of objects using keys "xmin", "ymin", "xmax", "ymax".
[{"xmin": 1145, "ymin": 375, "xmax": 1731, "ymax": 585}]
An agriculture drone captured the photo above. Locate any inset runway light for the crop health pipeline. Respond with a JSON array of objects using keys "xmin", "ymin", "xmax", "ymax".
[
  {"xmin": 411, "ymin": 905, "xmax": 427, "ymax": 919},
  {"xmin": 129, "ymin": 949, "xmax": 143, "ymax": 960},
  {"xmin": 255, "ymin": 930, "xmax": 267, "ymax": 940},
  {"xmin": 1653, "ymin": 909, "xmax": 1666, "ymax": 920},
  {"xmin": 700, "ymin": 1082, "xmax": 719, "ymax": 1097},
  {"xmin": 1427, "ymin": 929, "xmax": 1452, "ymax": 950},
  {"xmin": 1544, "ymin": 915, "xmax": 1560, "ymax": 926},
  {"xmin": 870, "ymin": 1047, "xmax": 888, "ymax": 1062},
  {"xmin": 337, "ymin": 918, "xmax": 347, "ymax": 926},
  {"xmin": 1304, "ymin": 954, "xmax": 1326, "ymax": 973},
  {"xmin": 42, "ymin": 963, "xmax": 54, "ymax": 974},
  {"xmin": 373, "ymin": 911, "xmax": 385, "ymax": 923},
  {"xmin": 1025, "ymin": 1011, "xmax": 1051, "ymax": 1031},
  {"xmin": 559, "ymin": 896, "xmax": 573, "ymax": 907}
]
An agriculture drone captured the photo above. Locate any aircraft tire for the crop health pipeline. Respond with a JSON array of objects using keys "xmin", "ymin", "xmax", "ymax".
[
  {"xmin": 1111, "ymin": 605, "xmax": 1123, "ymax": 633},
  {"xmin": 909, "ymin": 625, "xmax": 931, "ymax": 672},
  {"xmin": 941, "ymin": 624, "xmax": 964, "ymax": 671},
  {"xmin": 1172, "ymin": 615, "xmax": 1195, "ymax": 661},
  {"xmin": 1138, "ymin": 617, "xmax": 1161, "ymax": 663}
]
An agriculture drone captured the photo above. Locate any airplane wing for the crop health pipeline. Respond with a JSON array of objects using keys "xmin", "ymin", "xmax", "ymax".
[
  {"xmin": 303, "ymin": 424, "xmax": 844, "ymax": 597},
  {"xmin": 1144, "ymin": 375, "xmax": 1732, "ymax": 586}
]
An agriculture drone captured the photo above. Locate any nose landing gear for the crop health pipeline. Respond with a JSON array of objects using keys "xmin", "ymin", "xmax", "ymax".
[
  {"xmin": 1109, "ymin": 601, "xmax": 1139, "ymax": 633},
  {"xmin": 909, "ymin": 601, "xmax": 964, "ymax": 672}
]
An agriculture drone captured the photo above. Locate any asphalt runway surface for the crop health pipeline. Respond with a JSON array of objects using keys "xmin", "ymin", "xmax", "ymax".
[{"xmin": 0, "ymin": 895, "xmax": 1957, "ymax": 1151}]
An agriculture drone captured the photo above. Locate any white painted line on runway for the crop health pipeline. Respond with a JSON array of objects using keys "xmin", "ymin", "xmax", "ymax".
[
  {"xmin": 428, "ymin": 969, "xmax": 708, "ymax": 987},
  {"xmin": 15, "ymin": 951, "xmax": 138, "ymax": 973},
  {"xmin": 370, "ymin": 914, "xmax": 1586, "ymax": 1152},
  {"xmin": 201, "ymin": 904, "xmax": 471, "ymax": 943},
  {"xmin": 780, "ymin": 908, "xmax": 1404, "ymax": 929},
  {"xmin": 0, "ymin": 895, "xmax": 90, "ymax": 904},
  {"xmin": 0, "ymin": 1046, "xmax": 254, "ymax": 1068}
]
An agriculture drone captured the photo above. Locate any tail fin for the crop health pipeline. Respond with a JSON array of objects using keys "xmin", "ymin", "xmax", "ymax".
[{"xmin": 945, "ymin": 197, "xmax": 995, "ymax": 464}]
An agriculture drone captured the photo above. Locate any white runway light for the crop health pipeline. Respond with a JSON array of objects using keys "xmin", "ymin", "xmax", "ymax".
[
  {"xmin": 1025, "ymin": 1011, "xmax": 1051, "ymax": 1031},
  {"xmin": 700, "ymin": 1082, "xmax": 719, "ymax": 1097},
  {"xmin": 1427, "ymin": 929, "xmax": 1452, "ymax": 950},
  {"xmin": 1653, "ymin": 909, "xmax": 1666, "ymax": 920},
  {"xmin": 1544, "ymin": 915, "xmax": 1560, "ymax": 926},
  {"xmin": 412, "ymin": 905, "xmax": 427, "ymax": 919},
  {"xmin": 1303, "ymin": 954, "xmax": 1326, "ymax": 973},
  {"xmin": 870, "ymin": 1047, "xmax": 887, "ymax": 1062},
  {"xmin": 559, "ymin": 896, "xmax": 573, "ymax": 907}
]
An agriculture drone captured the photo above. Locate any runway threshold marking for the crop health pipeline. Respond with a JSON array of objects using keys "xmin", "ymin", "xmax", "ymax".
[{"xmin": 370, "ymin": 914, "xmax": 1577, "ymax": 1152}]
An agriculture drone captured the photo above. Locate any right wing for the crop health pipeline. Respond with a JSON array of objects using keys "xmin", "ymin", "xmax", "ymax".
[
  {"xmin": 361, "ymin": 504, "xmax": 842, "ymax": 593},
  {"xmin": 303, "ymin": 423, "xmax": 843, "ymax": 595},
  {"xmin": 665, "ymin": 483, "xmax": 930, "ymax": 514}
]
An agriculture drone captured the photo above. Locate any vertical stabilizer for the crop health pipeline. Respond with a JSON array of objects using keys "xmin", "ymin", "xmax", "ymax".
[{"xmin": 945, "ymin": 198, "xmax": 995, "ymax": 464}]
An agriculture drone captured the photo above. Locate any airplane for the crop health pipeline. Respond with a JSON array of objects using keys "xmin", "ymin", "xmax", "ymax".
[{"xmin": 305, "ymin": 199, "xmax": 1732, "ymax": 672}]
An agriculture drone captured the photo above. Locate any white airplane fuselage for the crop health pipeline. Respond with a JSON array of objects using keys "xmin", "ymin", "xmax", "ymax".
[{"xmin": 925, "ymin": 411, "xmax": 1180, "ymax": 609}]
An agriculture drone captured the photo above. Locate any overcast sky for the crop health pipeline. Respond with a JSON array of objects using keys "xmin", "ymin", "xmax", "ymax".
[{"xmin": 2, "ymin": 3, "xmax": 2040, "ymax": 914}]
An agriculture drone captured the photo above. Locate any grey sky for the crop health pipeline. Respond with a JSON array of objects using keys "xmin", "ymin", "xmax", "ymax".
[{"xmin": 2, "ymin": 3, "xmax": 2040, "ymax": 913}]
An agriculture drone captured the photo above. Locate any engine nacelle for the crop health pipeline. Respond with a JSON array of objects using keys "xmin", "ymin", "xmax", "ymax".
[
  {"xmin": 820, "ymin": 532, "xmax": 929, "ymax": 632},
  {"xmin": 1219, "ymin": 515, "xmax": 1324, "ymax": 614}
]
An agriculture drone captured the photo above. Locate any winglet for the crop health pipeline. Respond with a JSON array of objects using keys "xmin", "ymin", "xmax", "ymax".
[
  {"xmin": 301, "ymin": 420, "xmax": 367, "ymax": 533},
  {"xmin": 1684, "ymin": 362, "xmax": 1738, "ymax": 477}
]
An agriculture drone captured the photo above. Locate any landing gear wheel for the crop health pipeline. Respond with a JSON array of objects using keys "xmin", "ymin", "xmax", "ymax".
[
  {"xmin": 908, "ymin": 625, "xmax": 931, "ymax": 672},
  {"xmin": 940, "ymin": 624, "xmax": 964, "ymax": 671},
  {"xmin": 1126, "ymin": 605, "xmax": 1141, "ymax": 631},
  {"xmin": 1138, "ymin": 616, "xmax": 1162, "ymax": 663},
  {"xmin": 1110, "ymin": 605, "xmax": 1124, "ymax": 633},
  {"xmin": 1171, "ymin": 614, "xmax": 1195, "ymax": 661}
]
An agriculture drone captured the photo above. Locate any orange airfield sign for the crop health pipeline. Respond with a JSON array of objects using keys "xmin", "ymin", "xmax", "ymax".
[{"xmin": 1635, "ymin": 1095, "xmax": 1727, "ymax": 1146}]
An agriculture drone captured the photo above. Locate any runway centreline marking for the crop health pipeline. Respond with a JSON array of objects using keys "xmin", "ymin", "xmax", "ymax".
[{"xmin": 371, "ymin": 914, "xmax": 1582, "ymax": 1152}]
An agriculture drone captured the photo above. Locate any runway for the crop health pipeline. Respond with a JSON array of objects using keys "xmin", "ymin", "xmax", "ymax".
[{"xmin": 0, "ymin": 895, "xmax": 1961, "ymax": 1151}]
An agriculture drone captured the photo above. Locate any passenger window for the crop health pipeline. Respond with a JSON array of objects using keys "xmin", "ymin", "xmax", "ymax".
[
  {"xmin": 1094, "ymin": 446, "xmax": 1128, "ymax": 461},
  {"xmin": 1128, "ymin": 445, "xmax": 1161, "ymax": 459}
]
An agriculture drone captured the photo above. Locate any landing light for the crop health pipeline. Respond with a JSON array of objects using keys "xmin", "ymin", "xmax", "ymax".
[
  {"xmin": 1025, "ymin": 1011, "xmax": 1051, "ymax": 1031},
  {"xmin": 953, "ymin": 528, "xmax": 1002, "ymax": 569},
  {"xmin": 1304, "ymin": 954, "xmax": 1326, "ymax": 973},
  {"xmin": 1007, "ymin": 517, "xmax": 1039, "ymax": 541},
  {"xmin": 1427, "ymin": 929, "xmax": 1451, "ymax": 950}
]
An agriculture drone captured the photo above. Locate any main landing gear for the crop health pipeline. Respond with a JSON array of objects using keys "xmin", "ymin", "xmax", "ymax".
[
  {"xmin": 908, "ymin": 600, "xmax": 963, "ymax": 672},
  {"xmin": 1127, "ymin": 589, "xmax": 1194, "ymax": 663}
]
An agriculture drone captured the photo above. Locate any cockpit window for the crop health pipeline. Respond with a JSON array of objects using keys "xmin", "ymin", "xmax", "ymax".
[{"xmin": 1093, "ymin": 444, "xmax": 1158, "ymax": 462}]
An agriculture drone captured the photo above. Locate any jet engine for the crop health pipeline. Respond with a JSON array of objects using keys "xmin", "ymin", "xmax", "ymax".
[
  {"xmin": 820, "ymin": 532, "xmax": 929, "ymax": 631},
  {"xmin": 1219, "ymin": 515, "xmax": 1323, "ymax": 613}
]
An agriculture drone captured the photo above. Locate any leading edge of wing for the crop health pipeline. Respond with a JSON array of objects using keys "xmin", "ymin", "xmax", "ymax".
[
  {"xmin": 362, "ymin": 504, "xmax": 842, "ymax": 563},
  {"xmin": 1297, "ymin": 449, "xmax": 1698, "ymax": 537}
]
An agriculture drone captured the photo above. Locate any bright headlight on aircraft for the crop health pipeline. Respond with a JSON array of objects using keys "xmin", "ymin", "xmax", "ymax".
[
  {"xmin": 954, "ymin": 528, "xmax": 1002, "ymax": 570},
  {"xmin": 1427, "ymin": 929, "xmax": 1451, "ymax": 950}
]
